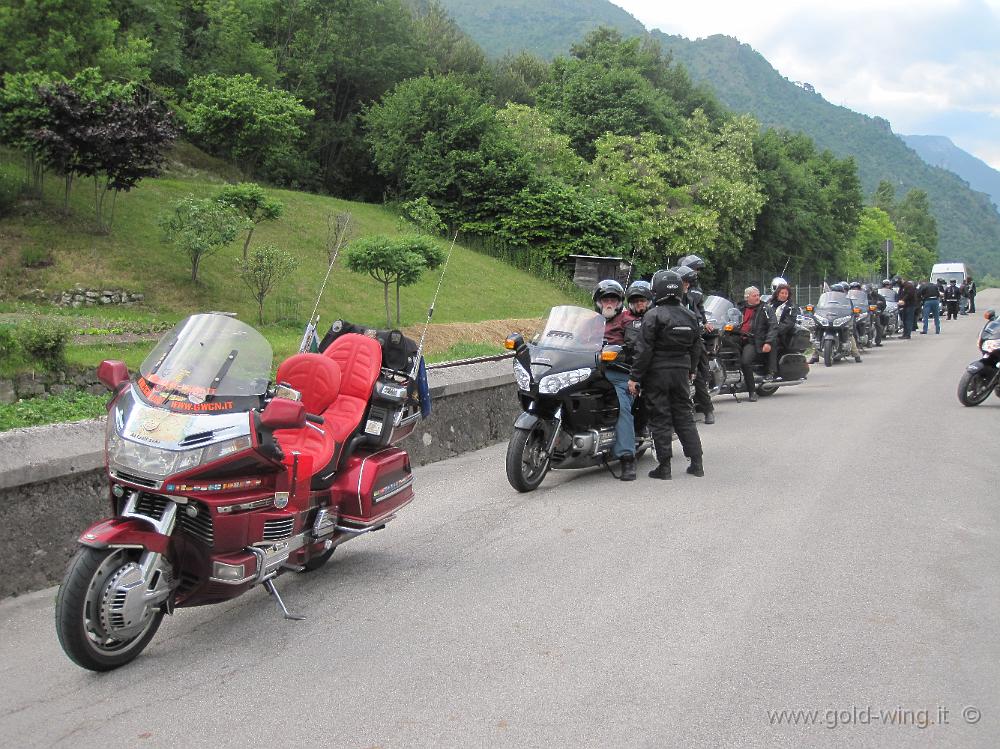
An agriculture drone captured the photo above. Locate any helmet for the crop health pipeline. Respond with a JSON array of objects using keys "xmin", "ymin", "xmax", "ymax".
[
  {"xmin": 651, "ymin": 270, "xmax": 682, "ymax": 303},
  {"xmin": 592, "ymin": 279, "xmax": 624, "ymax": 316},
  {"xmin": 770, "ymin": 276, "xmax": 788, "ymax": 292},
  {"xmin": 937, "ymin": 278, "xmax": 946, "ymax": 285},
  {"xmin": 881, "ymin": 279, "xmax": 892, "ymax": 287},
  {"xmin": 678, "ymin": 254, "xmax": 705, "ymax": 272},
  {"xmin": 849, "ymin": 281, "xmax": 862, "ymax": 289},
  {"xmin": 829, "ymin": 282, "xmax": 847, "ymax": 293},
  {"xmin": 949, "ymin": 278, "xmax": 957, "ymax": 283},
  {"xmin": 672, "ymin": 265, "xmax": 698, "ymax": 283},
  {"xmin": 625, "ymin": 280, "xmax": 653, "ymax": 313}
]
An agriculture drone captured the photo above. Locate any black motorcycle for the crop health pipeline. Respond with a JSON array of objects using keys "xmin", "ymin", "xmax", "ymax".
[
  {"xmin": 804, "ymin": 291, "xmax": 858, "ymax": 366},
  {"xmin": 957, "ymin": 309, "xmax": 1000, "ymax": 406},
  {"xmin": 504, "ymin": 305, "xmax": 653, "ymax": 492},
  {"xmin": 703, "ymin": 295, "xmax": 809, "ymax": 397},
  {"xmin": 847, "ymin": 289, "xmax": 876, "ymax": 348}
]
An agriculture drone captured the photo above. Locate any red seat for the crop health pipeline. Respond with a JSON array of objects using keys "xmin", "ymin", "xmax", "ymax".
[
  {"xmin": 322, "ymin": 333, "xmax": 383, "ymax": 447},
  {"xmin": 273, "ymin": 353, "xmax": 342, "ymax": 473}
]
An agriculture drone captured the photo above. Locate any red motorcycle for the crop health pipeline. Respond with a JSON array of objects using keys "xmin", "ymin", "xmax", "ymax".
[{"xmin": 55, "ymin": 313, "xmax": 423, "ymax": 671}]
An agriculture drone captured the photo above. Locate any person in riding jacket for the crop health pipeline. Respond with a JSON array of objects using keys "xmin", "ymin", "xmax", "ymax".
[
  {"xmin": 943, "ymin": 278, "xmax": 961, "ymax": 321},
  {"xmin": 966, "ymin": 277, "xmax": 977, "ymax": 313},
  {"xmin": 675, "ymin": 264, "xmax": 716, "ymax": 425},
  {"xmin": 897, "ymin": 277, "xmax": 918, "ymax": 338},
  {"xmin": 919, "ymin": 277, "xmax": 943, "ymax": 333},
  {"xmin": 768, "ymin": 283, "xmax": 801, "ymax": 375},
  {"xmin": 628, "ymin": 270, "xmax": 704, "ymax": 480},
  {"xmin": 736, "ymin": 286, "xmax": 778, "ymax": 400},
  {"xmin": 594, "ymin": 280, "xmax": 638, "ymax": 481}
]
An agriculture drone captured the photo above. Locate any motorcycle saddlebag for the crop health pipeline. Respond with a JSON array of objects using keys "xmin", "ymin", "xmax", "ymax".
[
  {"xmin": 787, "ymin": 327, "xmax": 811, "ymax": 354},
  {"xmin": 778, "ymin": 353, "xmax": 809, "ymax": 381},
  {"xmin": 331, "ymin": 446, "xmax": 414, "ymax": 524}
]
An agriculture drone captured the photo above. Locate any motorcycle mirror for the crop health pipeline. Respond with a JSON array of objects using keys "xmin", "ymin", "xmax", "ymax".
[
  {"xmin": 97, "ymin": 360, "xmax": 129, "ymax": 391},
  {"xmin": 986, "ymin": 310, "xmax": 996, "ymax": 321},
  {"xmin": 260, "ymin": 398, "xmax": 307, "ymax": 430}
]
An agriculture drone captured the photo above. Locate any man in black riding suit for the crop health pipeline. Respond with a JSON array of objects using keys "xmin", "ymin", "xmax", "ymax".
[
  {"xmin": 627, "ymin": 271, "xmax": 704, "ymax": 480},
  {"xmin": 594, "ymin": 280, "xmax": 638, "ymax": 481},
  {"xmin": 943, "ymin": 278, "xmax": 961, "ymax": 320},
  {"xmin": 676, "ymin": 255, "xmax": 716, "ymax": 425}
]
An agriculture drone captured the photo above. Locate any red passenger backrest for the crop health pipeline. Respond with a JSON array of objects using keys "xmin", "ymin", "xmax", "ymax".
[
  {"xmin": 274, "ymin": 353, "xmax": 342, "ymax": 415},
  {"xmin": 323, "ymin": 333, "xmax": 382, "ymax": 401}
]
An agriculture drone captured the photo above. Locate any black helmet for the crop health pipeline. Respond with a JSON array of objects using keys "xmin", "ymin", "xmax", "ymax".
[
  {"xmin": 651, "ymin": 270, "xmax": 682, "ymax": 303},
  {"xmin": 949, "ymin": 278, "xmax": 957, "ymax": 283},
  {"xmin": 672, "ymin": 265, "xmax": 698, "ymax": 283},
  {"xmin": 592, "ymin": 279, "xmax": 624, "ymax": 314},
  {"xmin": 881, "ymin": 279, "xmax": 892, "ymax": 287},
  {"xmin": 625, "ymin": 280, "xmax": 653, "ymax": 313},
  {"xmin": 830, "ymin": 282, "xmax": 847, "ymax": 293},
  {"xmin": 678, "ymin": 254, "xmax": 705, "ymax": 272},
  {"xmin": 849, "ymin": 281, "xmax": 862, "ymax": 289}
]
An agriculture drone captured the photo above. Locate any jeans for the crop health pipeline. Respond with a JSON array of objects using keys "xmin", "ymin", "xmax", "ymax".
[
  {"xmin": 922, "ymin": 298, "xmax": 941, "ymax": 333},
  {"xmin": 605, "ymin": 368, "xmax": 636, "ymax": 458}
]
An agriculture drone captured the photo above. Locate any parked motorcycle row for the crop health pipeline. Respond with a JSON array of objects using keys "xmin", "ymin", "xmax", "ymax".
[{"xmin": 503, "ymin": 280, "xmax": 910, "ymax": 492}]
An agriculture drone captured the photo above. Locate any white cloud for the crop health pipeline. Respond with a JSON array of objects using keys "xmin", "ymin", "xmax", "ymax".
[{"xmin": 610, "ymin": 1, "xmax": 1000, "ymax": 167}]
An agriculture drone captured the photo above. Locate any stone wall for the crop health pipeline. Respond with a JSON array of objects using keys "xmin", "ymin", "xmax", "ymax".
[
  {"xmin": 54, "ymin": 286, "xmax": 144, "ymax": 308},
  {"xmin": 0, "ymin": 366, "xmax": 104, "ymax": 404}
]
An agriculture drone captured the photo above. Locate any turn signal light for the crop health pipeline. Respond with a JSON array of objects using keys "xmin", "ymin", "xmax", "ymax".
[
  {"xmin": 869, "ymin": 305, "xmax": 877, "ymax": 311},
  {"xmin": 724, "ymin": 324, "xmax": 734, "ymax": 332},
  {"xmin": 600, "ymin": 350, "xmax": 619, "ymax": 361},
  {"xmin": 805, "ymin": 305, "xmax": 814, "ymax": 312},
  {"xmin": 504, "ymin": 338, "xmax": 517, "ymax": 350},
  {"xmin": 852, "ymin": 307, "xmax": 861, "ymax": 314}
]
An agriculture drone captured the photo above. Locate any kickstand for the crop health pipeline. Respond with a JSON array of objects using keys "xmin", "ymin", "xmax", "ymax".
[
  {"xmin": 603, "ymin": 455, "xmax": 623, "ymax": 479},
  {"xmin": 263, "ymin": 579, "xmax": 306, "ymax": 621}
]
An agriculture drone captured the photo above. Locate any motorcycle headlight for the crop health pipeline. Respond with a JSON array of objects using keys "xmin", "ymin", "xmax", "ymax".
[
  {"xmin": 802, "ymin": 316, "xmax": 815, "ymax": 328},
  {"xmin": 981, "ymin": 339, "xmax": 1000, "ymax": 354},
  {"xmin": 513, "ymin": 360, "xmax": 531, "ymax": 391},
  {"xmin": 538, "ymin": 367, "xmax": 592, "ymax": 394},
  {"xmin": 108, "ymin": 433, "xmax": 203, "ymax": 479},
  {"xmin": 833, "ymin": 315, "xmax": 853, "ymax": 326}
]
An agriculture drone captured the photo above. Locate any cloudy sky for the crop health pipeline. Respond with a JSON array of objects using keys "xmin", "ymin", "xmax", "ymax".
[{"xmin": 610, "ymin": 0, "xmax": 1000, "ymax": 169}]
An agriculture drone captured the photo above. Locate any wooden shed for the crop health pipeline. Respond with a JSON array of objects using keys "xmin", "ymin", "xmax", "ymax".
[{"xmin": 568, "ymin": 255, "xmax": 634, "ymax": 290}]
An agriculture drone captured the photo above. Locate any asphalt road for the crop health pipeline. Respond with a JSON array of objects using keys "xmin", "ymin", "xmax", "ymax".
[{"xmin": 3, "ymin": 293, "xmax": 999, "ymax": 749}]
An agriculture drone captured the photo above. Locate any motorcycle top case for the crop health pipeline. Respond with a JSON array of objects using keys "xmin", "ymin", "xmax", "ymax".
[{"xmin": 332, "ymin": 446, "xmax": 414, "ymax": 523}]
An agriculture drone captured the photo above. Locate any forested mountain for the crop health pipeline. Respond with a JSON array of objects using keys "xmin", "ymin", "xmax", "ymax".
[
  {"xmin": 431, "ymin": 0, "xmax": 645, "ymax": 59},
  {"xmin": 903, "ymin": 135, "xmax": 1000, "ymax": 210},
  {"xmin": 651, "ymin": 33, "xmax": 1000, "ymax": 272}
]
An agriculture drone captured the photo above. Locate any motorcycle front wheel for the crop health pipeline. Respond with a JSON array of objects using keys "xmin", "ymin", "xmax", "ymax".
[
  {"xmin": 55, "ymin": 547, "xmax": 164, "ymax": 672},
  {"xmin": 957, "ymin": 368, "xmax": 995, "ymax": 407},
  {"xmin": 822, "ymin": 339, "xmax": 834, "ymax": 367},
  {"xmin": 506, "ymin": 423, "xmax": 551, "ymax": 493}
]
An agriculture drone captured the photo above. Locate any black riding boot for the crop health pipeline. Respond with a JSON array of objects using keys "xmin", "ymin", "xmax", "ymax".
[
  {"xmin": 648, "ymin": 460, "xmax": 671, "ymax": 480},
  {"xmin": 686, "ymin": 456, "xmax": 705, "ymax": 477},
  {"xmin": 620, "ymin": 454, "xmax": 636, "ymax": 481}
]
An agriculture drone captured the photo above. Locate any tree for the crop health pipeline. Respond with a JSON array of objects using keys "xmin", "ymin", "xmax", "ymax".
[
  {"xmin": 400, "ymin": 197, "xmax": 445, "ymax": 236},
  {"xmin": 895, "ymin": 188, "xmax": 938, "ymax": 253},
  {"xmin": 159, "ymin": 197, "xmax": 246, "ymax": 282},
  {"xmin": 184, "ymin": 73, "xmax": 313, "ymax": 177},
  {"xmin": 872, "ymin": 180, "xmax": 896, "ymax": 214},
  {"xmin": 239, "ymin": 243, "xmax": 298, "ymax": 325},
  {"xmin": 344, "ymin": 234, "xmax": 442, "ymax": 326},
  {"xmin": 0, "ymin": 71, "xmax": 65, "ymax": 193},
  {"xmin": 215, "ymin": 183, "xmax": 284, "ymax": 262}
]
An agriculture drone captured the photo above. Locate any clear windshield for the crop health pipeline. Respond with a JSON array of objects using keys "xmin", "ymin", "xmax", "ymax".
[
  {"xmin": 816, "ymin": 292, "xmax": 853, "ymax": 313},
  {"xmin": 877, "ymin": 288, "xmax": 897, "ymax": 302},
  {"xmin": 536, "ymin": 306, "xmax": 606, "ymax": 352},
  {"xmin": 704, "ymin": 295, "xmax": 736, "ymax": 326},
  {"xmin": 846, "ymin": 290, "xmax": 869, "ymax": 308},
  {"xmin": 138, "ymin": 314, "xmax": 272, "ymax": 405}
]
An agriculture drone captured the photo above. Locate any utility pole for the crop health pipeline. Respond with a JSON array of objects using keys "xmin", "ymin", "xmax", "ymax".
[{"xmin": 885, "ymin": 239, "xmax": 893, "ymax": 278}]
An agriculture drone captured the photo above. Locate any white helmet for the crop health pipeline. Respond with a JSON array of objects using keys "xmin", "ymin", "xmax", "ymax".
[{"xmin": 770, "ymin": 276, "xmax": 788, "ymax": 292}]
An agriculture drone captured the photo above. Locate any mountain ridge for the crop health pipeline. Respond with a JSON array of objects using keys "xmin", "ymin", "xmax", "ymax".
[{"xmin": 902, "ymin": 134, "xmax": 1000, "ymax": 209}]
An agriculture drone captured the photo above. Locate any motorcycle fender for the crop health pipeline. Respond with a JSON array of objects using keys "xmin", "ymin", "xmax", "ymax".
[
  {"xmin": 966, "ymin": 360, "xmax": 986, "ymax": 374},
  {"xmin": 79, "ymin": 517, "xmax": 170, "ymax": 554},
  {"xmin": 822, "ymin": 331, "xmax": 837, "ymax": 342},
  {"xmin": 513, "ymin": 411, "xmax": 540, "ymax": 431}
]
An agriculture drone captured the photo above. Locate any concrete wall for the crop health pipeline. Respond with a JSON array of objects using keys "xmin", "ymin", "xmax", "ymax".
[{"xmin": 0, "ymin": 359, "xmax": 519, "ymax": 599}]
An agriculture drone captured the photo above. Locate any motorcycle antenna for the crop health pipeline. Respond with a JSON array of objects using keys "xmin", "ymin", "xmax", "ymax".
[
  {"xmin": 622, "ymin": 243, "xmax": 642, "ymax": 287},
  {"xmin": 411, "ymin": 229, "xmax": 459, "ymax": 377},
  {"xmin": 299, "ymin": 213, "xmax": 352, "ymax": 353},
  {"xmin": 780, "ymin": 256, "xmax": 791, "ymax": 278}
]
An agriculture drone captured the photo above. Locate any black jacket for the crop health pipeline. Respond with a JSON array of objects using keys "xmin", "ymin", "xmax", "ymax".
[
  {"xmin": 769, "ymin": 298, "xmax": 801, "ymax": 345},
  {"xmin": 943, "ymin": 284, "xmax": 961, "ymax": 301},
  {"xmin": 736, "ymin": 300, "xmax": 778, "ymax": 353},
  {"xmin": 630, "ymin": 300, "xmax": 702, "ymax": 380},
  {"xmin": 919, "ymin": 283, "xmax": 941, "ymax": 302}
]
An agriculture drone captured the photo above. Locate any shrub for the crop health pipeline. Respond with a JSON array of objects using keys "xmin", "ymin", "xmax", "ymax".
[
  {"xmin": 0, "ymin": 170, "xmax": 21, "ymax": 218},
  {"xmin": 15, "ymin": 319, "xmax": 69, "ymax": 370},
  {"xmin": 0, "ymin": 325, "xmax": 18, "ymax": 362}
]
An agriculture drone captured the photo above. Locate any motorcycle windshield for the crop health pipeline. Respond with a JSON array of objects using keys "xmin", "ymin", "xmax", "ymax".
[
  {"xmin": 137, "ymin": 314, "xmax": 272, "ymax": 411},
  {"xmin": 815, "ymin": 292, "xmax": 853, "ymax": 316},
  {"xmin": 704, "ymin": 295, "xmax": 736, "ymax": 327},
  {"xmin": 847, "ymin": 291, "xmax": 869, "ymax": 308},
  {"xmin": 877, "ymin": 288, "xmax": 897, "ymax": 302},
  {"xmin": 535, "ymin": 306, "xmax": 606, "ymax": 352},
  {"xmin": 982, "ymin": 320, "xmax": 1000, "ymax": 341}
]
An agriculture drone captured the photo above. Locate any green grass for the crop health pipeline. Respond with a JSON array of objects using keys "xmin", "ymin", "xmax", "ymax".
[
  {"xmin": 425, "ymin": 342, "xmax": 505, "ymax": 363},
  {"xmin": 0, "ymin": 390, "xmax": 107, "ymax": 430},
  {"xmin": 0, "ymin": 149, "xmax": 581, "ymax": 332}
]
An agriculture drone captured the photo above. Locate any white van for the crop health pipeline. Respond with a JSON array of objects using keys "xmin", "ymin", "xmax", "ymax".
[{"xmin": 929, "ymin": 262, "xmax": 971, "ymax": 285}]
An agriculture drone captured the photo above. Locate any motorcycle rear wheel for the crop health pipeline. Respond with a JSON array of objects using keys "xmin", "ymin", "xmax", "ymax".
[
  {"xmin": 506, "ymin": 423, "xmax": 550, "ymax": 493},
  {"xmin": 822, "ymin": 339, "xmax": 834, "ymax": 367},
  {"xmin": 957, "ymin": 369, "xmax": 995, "ymax": 407},
  {"xmin": 55, "ymin": 547, "xmax": 164, "ymax": 672}
]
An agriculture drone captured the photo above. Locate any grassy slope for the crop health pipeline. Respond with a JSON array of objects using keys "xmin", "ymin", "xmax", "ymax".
[{"xmin": 1, "ymin": 151, "xmax": 584, "ymax": 369}]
